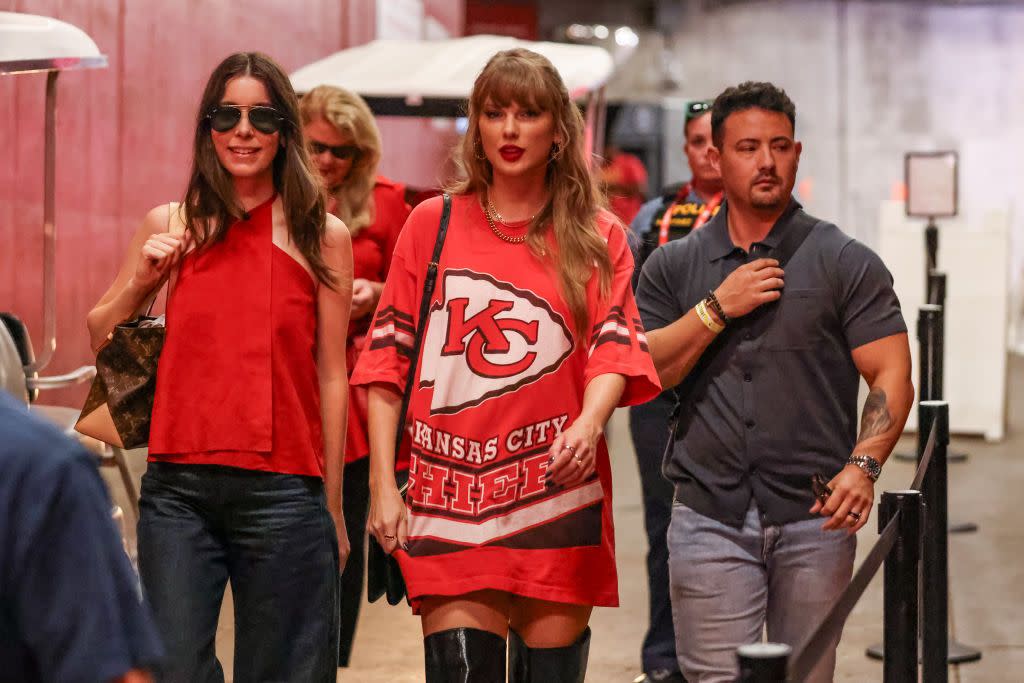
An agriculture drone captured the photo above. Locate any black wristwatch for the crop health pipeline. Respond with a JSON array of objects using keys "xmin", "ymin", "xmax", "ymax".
[{"xmin": 848, "ymin": 455, "xmax": 882, "ymax": 482}]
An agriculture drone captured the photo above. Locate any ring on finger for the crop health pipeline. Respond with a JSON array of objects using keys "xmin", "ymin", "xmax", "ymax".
[
  {"xmin": 573, "ymin": 454, "xmax": 583, "ymax": 467},
  {"xmin": 383, "ymin": 534, "xmax": 396, "ymax": 539},
  {"xmin": 848, "ymin": 511, "xmax": 862, "ymax": 521}
]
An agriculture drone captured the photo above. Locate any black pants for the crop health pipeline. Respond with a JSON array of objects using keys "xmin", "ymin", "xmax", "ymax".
[
  {"xmin": 629, "ymin": 393, "xmax": 682, "ymax": 675},
  {"xmin": 338, "ymin": 456, "xmax": 370, "ymax": 667}
]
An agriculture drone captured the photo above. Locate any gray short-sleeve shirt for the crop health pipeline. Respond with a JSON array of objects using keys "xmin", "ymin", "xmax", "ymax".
[{"xmin": 636, "ymin": 199, "xmax": 906, "ymax": 528}]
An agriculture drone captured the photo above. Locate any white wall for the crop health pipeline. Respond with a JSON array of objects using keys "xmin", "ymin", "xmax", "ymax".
[{"xmin": 601, "ymin": 1, "xmax": 1024, "ymax": 334}]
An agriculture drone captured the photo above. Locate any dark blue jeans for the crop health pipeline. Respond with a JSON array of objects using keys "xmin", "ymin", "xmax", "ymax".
[
  {"xmin": 137, "ymin": 462, "xmax": 339, "ymax": 683},
  {"xmin": 629, "ymin": 393, "xmax": 681, "ymax": 676}
]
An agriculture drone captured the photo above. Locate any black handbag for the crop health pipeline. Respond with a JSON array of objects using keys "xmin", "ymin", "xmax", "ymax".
[{"xmin": 366, "ymin": 193, "xmax": 451, "ymax": 605}]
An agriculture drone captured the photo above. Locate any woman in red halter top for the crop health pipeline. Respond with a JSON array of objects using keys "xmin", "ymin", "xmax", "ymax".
[{"xmin": 86, "ymin": 53, "xmax": 353, "ymax": 683}]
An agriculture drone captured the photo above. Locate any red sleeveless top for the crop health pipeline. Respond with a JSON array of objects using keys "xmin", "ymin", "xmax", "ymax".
[{"xmin": 148, "ymin": 195, "xmax": 324, "ymax": 477}]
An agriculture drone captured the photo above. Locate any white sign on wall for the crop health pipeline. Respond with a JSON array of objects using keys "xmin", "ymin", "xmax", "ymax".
[{"xmin": 905, "ymin": 151, "xmax": 958, "ymax": 218}]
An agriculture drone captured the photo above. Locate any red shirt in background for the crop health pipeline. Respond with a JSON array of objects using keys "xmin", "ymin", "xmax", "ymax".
[
  {"xmin": 602, "ymin": 151, "xmax": 648, "ymax": 225},
  {"xmin": 345, "ymin": 176, "xmax": 411, "ymax": 464}
]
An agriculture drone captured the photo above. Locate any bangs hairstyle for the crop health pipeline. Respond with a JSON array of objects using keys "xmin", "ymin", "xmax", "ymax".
[
  {"xmin": 299, "ymin": 85, "xmax": 382, "ymax": 236},
  {"xmin": 454, "ymin": 48, "xmax": 613, "ymax": 335},
  {"xmin": 183, "ymin": 52, "xmax": 334, "ymax": 288}
]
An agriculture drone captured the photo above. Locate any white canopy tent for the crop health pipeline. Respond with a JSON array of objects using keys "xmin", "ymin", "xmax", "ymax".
[
  {"xmin": 290, "ymin": 35, "xmax": 613, "ymax": 158},
  {"xmin": 0, "ymin": 11, "xmax": 107, "ymax": 75}
]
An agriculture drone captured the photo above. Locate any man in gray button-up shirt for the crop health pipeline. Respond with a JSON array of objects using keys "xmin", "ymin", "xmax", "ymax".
[{"xmin": 636, "ymin": 81, "xmax": 913, "ymax": 683}]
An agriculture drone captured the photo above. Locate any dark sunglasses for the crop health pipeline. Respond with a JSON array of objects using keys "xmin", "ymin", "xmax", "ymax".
[
  {"xmin": 207, "ymin": 105, "xmax": 286, "ymax": 135},
  {"xmin": 685, "ymin": 100, "xmax": 712, "ymax": 121},
  {"xmin": 308, "ymin": 141, "xmax": 360, "ymax": 161},
  {"xmin": 811, "ymin": 473, "xmax": 832, "ymax": 505}
]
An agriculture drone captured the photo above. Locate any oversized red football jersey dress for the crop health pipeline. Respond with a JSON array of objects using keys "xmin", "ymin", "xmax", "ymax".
[{"xmin": 350, "ymin": 194, "xmax": 660, "ymax": 609}]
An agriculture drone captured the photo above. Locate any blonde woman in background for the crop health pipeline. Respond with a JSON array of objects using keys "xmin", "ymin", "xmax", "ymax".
[{"xmin": 300, "ymin": 84, "xmax": 411, "ymax": 668}]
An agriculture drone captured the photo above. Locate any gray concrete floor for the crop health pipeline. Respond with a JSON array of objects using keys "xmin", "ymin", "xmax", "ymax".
[{"xmin": 103, "ymin": 357, "xmax": 1024, "ymax": 682}]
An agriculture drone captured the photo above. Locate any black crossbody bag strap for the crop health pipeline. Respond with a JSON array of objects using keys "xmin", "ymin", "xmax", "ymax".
[
  {"xmin": 393, "ymin": 194, "xmax": 451, "ymax": 483},
  {"xmin": 663, "ymin": 208, "xmax": 821, "ymax": 459}
]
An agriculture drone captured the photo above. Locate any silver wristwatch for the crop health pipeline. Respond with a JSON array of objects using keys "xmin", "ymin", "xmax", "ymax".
[{"xmin": 848, "ymin": 455, "xmax": 882, "ymax": 482}]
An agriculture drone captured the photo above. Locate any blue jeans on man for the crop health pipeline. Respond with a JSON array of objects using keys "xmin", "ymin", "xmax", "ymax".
[
  {"xmin": 668, "ymin": 501, "xmax": 855, "ymax": 683},
  {"xmin": 137, "ymin": 462, "xmax": 339, "ymax": 683}
]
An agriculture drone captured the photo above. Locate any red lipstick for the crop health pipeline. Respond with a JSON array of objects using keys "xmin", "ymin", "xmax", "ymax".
[{"xmin": 499, "ymin": 145, "xmax": 524, "ymax": 162}]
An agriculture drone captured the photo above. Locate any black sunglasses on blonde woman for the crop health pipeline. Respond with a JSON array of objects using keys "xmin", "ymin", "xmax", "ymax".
[{"xmin": 308, "ymin": 141, "xmax": 360, "ymax": 160}]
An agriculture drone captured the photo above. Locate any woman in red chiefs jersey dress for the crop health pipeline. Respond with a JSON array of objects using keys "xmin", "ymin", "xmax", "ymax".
[
  {"xmin": 86, "ymin": 53, "xmax": 352, "ymax": 682},
  {"xmin": 352, "ymin": 49, "xmax": 661, "ymax": 682},
  {"xmin": 300, "ymin": 84, "xmax": 412, "ymax": 668}
]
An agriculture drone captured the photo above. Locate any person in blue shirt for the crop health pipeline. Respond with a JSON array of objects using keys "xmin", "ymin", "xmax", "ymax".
[
  {"xmin": 0, "ymin": 391, "xmax": 163, "ymax": 683},
  {"xmin": 627, "ymin": 99, "xmax": 723, "ymax": 683}
]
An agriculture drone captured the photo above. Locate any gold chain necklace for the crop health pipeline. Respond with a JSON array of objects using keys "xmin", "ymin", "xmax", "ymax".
[
  {"xmin": 484, "ymin": 203, "xmax": 528, "ymax": 244},
  {"xmin": 487, "ymin": 199, "xmax": 535, "ymax": 225}
]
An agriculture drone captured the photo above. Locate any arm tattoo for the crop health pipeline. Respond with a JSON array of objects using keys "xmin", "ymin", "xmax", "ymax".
[{"xmin": 858, "ymin": 388, "xmax": 894, "ymax": 442}]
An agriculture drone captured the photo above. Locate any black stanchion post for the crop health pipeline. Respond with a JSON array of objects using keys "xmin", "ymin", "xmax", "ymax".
[
  {"xmin": 928, "ymin": 270, "xmax": 946, "ymax": 307},
  {"xmin": 920, "ymin": 400, "xmax": 950, "ymax": 683},
  {"xmin": 919, "ymin": 400, "xmax": 983, "ymax": 671},
  {"xmin": 896, "ymin": 303, "xmax": 947, "ymax": 463},
  {"xmin": 918, "ymin": 304, "xmax": 943, "ymax": 403},
  {"xmin": 922, "ymin": 282, "xmax": 977, "ymax": 533},
  {"xmin": 925, "ymin": 218, "xmax": 939, "ymax": 276},
  {"xmin": 736, "ymin": 643, "xmax": 790, "ymax": 683},
  {"xmin": 924, "ymin": 272, "xmax": 968, "ymax": 462},
  {"xmin": 881, "ymin": 490, "xmax": 921, "ymax": 683}
]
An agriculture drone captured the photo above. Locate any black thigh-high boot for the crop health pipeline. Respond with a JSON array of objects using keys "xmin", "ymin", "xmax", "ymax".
[
  {"xmin": 424, "ymin": 627, "xmax": 507, "ymax": 683},
  {"xmin": 508, "ymin": 627, "xmax": 591, "ymax": 682}
]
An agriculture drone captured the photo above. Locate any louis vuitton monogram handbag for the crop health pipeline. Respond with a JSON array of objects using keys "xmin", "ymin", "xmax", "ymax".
[
  {"xmin": 75, "ymin": 204, "xmax": 179, "ymax": 449},
  {"xmin": 75, "ymin": 314, "xmax": 165, "ymax": 449}
]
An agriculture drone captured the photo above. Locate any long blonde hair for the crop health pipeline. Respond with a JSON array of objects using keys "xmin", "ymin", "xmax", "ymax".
[
  {"xmin": 299, "ymin": 85, "xmax": 382, "ymax": 235},
  {"xmin": 454, "ymin": 48, "xmax": 613, "ymax": 335}
]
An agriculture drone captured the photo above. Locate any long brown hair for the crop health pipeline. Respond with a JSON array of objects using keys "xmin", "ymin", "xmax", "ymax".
[
  {"xmin": 299, "ymin": 85, "xmax": 382, "ymax": 236},
  {"xmin": 453, "ymin": 48, "xmax": 613, "ymax": 334},
  {"xmin": 183, "ymin": 52, "xmax": 335, "ymax": 287}
]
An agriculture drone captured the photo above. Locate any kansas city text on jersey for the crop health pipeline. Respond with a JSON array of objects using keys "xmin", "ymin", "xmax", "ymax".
[{"xmin": 405, "ymin": 411, "xmax": 602, "ymax": 553}]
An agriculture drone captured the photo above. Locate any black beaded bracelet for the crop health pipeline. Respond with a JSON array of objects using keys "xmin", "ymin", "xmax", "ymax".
[{"xmin": 706, "ymin": 290, "xmax": 730, "ymax": 324}]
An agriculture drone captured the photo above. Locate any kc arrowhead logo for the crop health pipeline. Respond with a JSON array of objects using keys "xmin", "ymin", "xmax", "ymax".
[{"xmin": 420, "ymin": 269, "xmax": 574, "ymax": 415}]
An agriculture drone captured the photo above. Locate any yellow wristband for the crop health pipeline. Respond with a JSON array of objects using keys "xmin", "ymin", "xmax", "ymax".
[{"xmin": 695, "ymin": 300, "xmax": 724, "ymax": 334}]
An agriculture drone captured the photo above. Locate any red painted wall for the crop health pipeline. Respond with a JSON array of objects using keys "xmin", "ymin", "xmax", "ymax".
[
  {"xmin": 0, "ymin": 0, "xmax": 461, "ymax": 406},
  {"xmin": 465, "ymin": 0, "xmax": 538, "ymax": 40}
]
